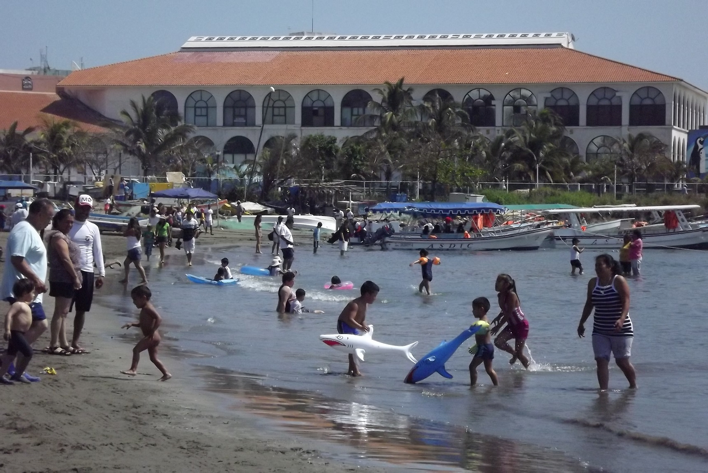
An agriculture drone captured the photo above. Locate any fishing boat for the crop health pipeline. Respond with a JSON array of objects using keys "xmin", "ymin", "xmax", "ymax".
[
  {"xmin": 543, "ymin": 205, "xmax": 708, "ymax": 249},
  {"xmin": 369, "ymin": 202, "xmax": 554, "ymax": 251},
  {"xmin": 221, "ymin": 214, "xmax": 338, "ymax": 232},
  {"xmin": 89, "ymin": 212, "xmax": 148, "ymax": 233}
]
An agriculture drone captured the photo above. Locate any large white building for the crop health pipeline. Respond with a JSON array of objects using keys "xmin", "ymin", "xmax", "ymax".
[{"xmin": 57, "ymin": 32, "xmax": 708, "ymax": 176}]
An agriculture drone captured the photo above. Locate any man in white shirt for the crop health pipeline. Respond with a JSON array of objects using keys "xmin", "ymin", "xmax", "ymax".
[
  {"xmin": 1, "ymin": 198, "xmax": 54, "ymax": 381},
  {"xmin": 181, "ymin": 210, "xmax": 200, "ymax": 266},
  {"xmin": 204, "ymin": 204, "xmax": 214, "ymax": 235},
  {"xmin": 10, "ymin": 202, "xmax": 28, "ymax": 230},
  {"xmin": 279, "ymin": 220, "xmax": 295, "ymax": 271},
  {"xmin": 147, "ymin": 207, "xmax": 160, "ymax": 228},
  {"xmin": 68, "ymin": 194, "xmax": 106, "ymax": 353}
]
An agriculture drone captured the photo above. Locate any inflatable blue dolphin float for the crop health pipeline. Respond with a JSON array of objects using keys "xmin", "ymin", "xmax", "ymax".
[{"xmin": 404, "ymin": 326, "xmax": 482, "ymax": 384}]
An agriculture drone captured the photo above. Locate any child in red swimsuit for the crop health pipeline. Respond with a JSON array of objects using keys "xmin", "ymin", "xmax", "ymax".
[{"xmin": 490, "ymin": 273, "xmax": 530, "ymax": 369}]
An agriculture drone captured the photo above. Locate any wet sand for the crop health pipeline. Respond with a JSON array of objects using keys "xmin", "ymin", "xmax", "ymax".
[{"xmin": 0, "ymin": 228, "xmax": 386, "ymax": 473}]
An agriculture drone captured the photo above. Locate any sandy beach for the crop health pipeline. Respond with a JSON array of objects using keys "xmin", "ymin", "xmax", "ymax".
[{"xmin": 0, "ymin": 228, "xmax": 386, "ymax": 473}]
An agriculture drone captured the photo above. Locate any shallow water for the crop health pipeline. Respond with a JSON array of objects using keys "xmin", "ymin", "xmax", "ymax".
[{"xmin": 100, "ymin": 237, "xmax": 708, "ymax": 472}]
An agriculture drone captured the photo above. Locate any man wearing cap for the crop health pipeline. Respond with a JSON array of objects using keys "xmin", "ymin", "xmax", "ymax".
[
  {"xmin": 1, "ymin": 198, "xmax": 54, "ymax": 381},
  {"xmin": 278, "ymin": 218, "xmax": 295, "ymax": 271},
  {"xmin": 67, "ymin": 194, "xmax": 105, "ymax": 353},
  {"xmin": 10, "ymin": 202, "xmax": 28, "ymax": 230}
]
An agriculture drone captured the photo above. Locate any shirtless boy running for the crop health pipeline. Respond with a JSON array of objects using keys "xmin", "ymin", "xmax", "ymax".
[
  {"xmin": 121, "ymin": 285, "xmax": 171, "ymax": 381},
  {"xmin": 336, "ymin": 280, "xmax": 379, "ymax": 376},
  {"xmin": 0, "ymin": 279, "xmax": 36, "ymax": 384}
]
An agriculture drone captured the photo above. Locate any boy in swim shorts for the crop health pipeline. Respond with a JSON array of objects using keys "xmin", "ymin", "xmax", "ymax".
[
  {"xmin": 468, "ymin": 297, "xmax": 498, "ymax": 386},
  {"xmin": 336, "ymin": 280, "xmax": 379, "ymax": 376},
  {"xmin": 0, "ymin": 279, "xmax": 36, "ymax": 384}
]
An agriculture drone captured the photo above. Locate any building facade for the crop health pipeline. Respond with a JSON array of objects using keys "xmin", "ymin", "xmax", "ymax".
[{"xmin": 57, "ymin": 32, "xmax": 708, "ymax": 176}]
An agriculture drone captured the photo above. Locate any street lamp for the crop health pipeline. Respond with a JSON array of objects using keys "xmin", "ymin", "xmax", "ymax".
[{"xmin": 246, "ymin": 86, "xmax": 276, "ymax": 201}]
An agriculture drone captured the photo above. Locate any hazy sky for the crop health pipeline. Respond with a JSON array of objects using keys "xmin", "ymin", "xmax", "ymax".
[{"xmin": 2, "ymin": 0, "xmax": 706, "ymax": 89}]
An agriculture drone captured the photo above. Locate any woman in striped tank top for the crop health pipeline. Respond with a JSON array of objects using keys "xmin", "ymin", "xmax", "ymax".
[
  {"xmin": 490, "ymin": 274, "xmax": 530, "ymax": 369},
  {"xmin": 578, "ymin": 254, "xmax": 637, "ymax": 390}
]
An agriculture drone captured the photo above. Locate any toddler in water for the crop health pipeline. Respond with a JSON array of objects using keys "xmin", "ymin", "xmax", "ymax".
[
  {"xmin": 213, "ymin": 267, "xmax": 226, "ymax": 281},
  {"xmin": 290, "ymin": 288, "xmax": 324, "ymax": 314},
  {"xmin": 570, "ymin": 238, "xmax": 584, "ymax": 275},
  {"xmin": 267, "ymin": 256, "xmax": 282, "ymax": 276},
  {"xmin": 220, "ymin": 258, "xmax": 232, "ymax": 279},
  {"xmin": 490, "ymin": 274, "xmax": 530, "ymax": 369},
  {"xmin": 121, "ymin": 285, "xmax": 171, "ymax": 381},
  {"xmin": 329, "ymin": 276, "xmax": 342, "ymax": 289},
  {"xmin": 409, "ymin": 249, "xmax": 440, "ymax": 295},
  {"xmin": 468, "ymin": 297, "xmax": 498, "ymax": 386},
  {"xmin": 336, "ymin": 281, "xmax": 380, "ymax": 376},
  {"xmin": 0, "ymin": 280, "xmax": 36, "ymax": 384}
]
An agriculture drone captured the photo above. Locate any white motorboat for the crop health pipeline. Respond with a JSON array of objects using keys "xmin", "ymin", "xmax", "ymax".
[
  {"xmin": 224, "ymin": 214, "xmax": 338, "ymax": 232},
  {"xmin": 543, "ymin": 205, "xmax": 708, "ymax": 249}
]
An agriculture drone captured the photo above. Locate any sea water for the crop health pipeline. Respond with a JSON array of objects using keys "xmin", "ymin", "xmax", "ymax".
[{"xmin": 99, "ymin": 239, "xmax": 708, "ymax": 472}]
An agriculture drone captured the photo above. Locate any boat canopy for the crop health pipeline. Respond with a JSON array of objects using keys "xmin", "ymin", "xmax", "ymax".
[
  {"xmin": 151, "ymin": 187, "xmax": 218, "ymax": 199},
  {"xmin": 543, "ymin": 205, "xmax": 700, "ymax": 214},
  {"xmin": 370, "ymin": 202, "xmax": 506, "ymax": 216}
]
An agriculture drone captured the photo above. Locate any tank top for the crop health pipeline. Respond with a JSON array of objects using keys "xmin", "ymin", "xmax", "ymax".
[
  {"xmin": 592, "ymin": 275, "xmax": 633, "ymax": 337},
  {"xmin": 46, "ymin": 230, "xmax": 81, "ymax": 284},
  {"xmin": 570, "ymin": 246, "xmax": 580, "ymax": 260},
  {"xmin": 502, "ymin": 293, "xmax": 526, "ymax": 326},
  {"xmin": 126, "ymin": 234, "xmax": 141, "ymax": 250}
]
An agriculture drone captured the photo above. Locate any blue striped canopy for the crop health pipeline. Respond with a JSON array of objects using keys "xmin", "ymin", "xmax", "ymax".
[{"xmin": 370, "ymin": 202, "xmax": 506, "ymax": 216}]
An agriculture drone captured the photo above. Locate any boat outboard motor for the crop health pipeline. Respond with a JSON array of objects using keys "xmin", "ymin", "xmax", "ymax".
[{"xmin": 364, "ymin": 224, "xmax": 395, "ymax": 246}]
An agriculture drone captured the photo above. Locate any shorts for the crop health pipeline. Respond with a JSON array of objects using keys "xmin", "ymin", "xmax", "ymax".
[
  {"xmin": 144, "ymin": 243, "xmax": 153, "ymax": 256},
  {"xmin": 313, "ymin": 240, "xmax": 319, "ymax": 250},
  {"xmin": 592, "ymin": 333, "xmax": 633, "ymax": 361},
  {"xmin": 205, "ymin": 220, "xmax": 213, "ymax": 228},
  {"xmin": 337, "ymin": 320, "xmax": 361, "ymax": 335},
  {"xmin": 156, "ymin": 236, "xmax": 168, "ymax": 244},
  {"xmin": 505, "ymin": 319, "xmax": 529, "ymax": 341},
  {"xmin": 339, "ymin": 240, "xmax": 348, "ymax": 252},
  {"xmin": 127, "ymin": 247, "xmax": 142, "ymax": 261},
  {"xmin": 71, "ymin": 271, "xmax": 95, "ymax": 312},
  {"xmin": 49, "ymin": 281, "xmax": 75, "ymax": 299},
  {"xmin": 620, "ymin": 261, "xmax": 631, "ymax": 274},
  {"xmin": 4, "ymin": 298, "xmax": 45, "ymax": 321},
  {"xmin": 570, "ymin": 259, "xmax": 583, "ymax": 269},
  {"xmin": 6, "ymin": 330, "xmax": 32, "ymax": 358},
  {"xmin": 631, "ymin": 259, "xmax": 641, "ymax": 275},
  {"xmin": 282, "ymin": 248, "xmax": 294, "ymax": 260},
  {"xmin": 473, "ymin": 343, "xmax": 495, "ymax": 361},
  {"xmin": 183, "ymin": 238, "xmax": 195, "ymax": 253}
]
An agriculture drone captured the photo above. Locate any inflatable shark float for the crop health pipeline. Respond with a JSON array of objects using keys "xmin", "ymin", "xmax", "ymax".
[
  {"xmin": 404, "ymin": 324, "xmax": 484, "ymax": 384},
  {"xmin": 319, "ymin": 325, "xmax": 418, "ymax": 363}
]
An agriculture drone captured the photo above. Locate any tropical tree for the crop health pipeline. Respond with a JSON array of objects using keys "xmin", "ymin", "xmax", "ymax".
[
  {"xmin": 35, "ymin": 118, "xmax": 90, "ymax": 180},
  {"xmin": 617, "ymin": 133, "xmax": 668, "ymax": 191},
  {"xmin": 364, "ymin": 78, "xmax": 416, "ymax": 132},
  {"xmin": 255, "ymin": 134, "xmax": 299, "ymax": 200},
  {"xmin": 111, "ymin": 95, "xmax": 194, "ymax": 177},
  {"xmin": 0, "ymin": 121, "xmax": 35, "ymax": 174},
  {"xmin": 337, "ymin": 137, "xmax": 369, "ymax": 180},
  {"xmin": 169, "ymin": 136, "xmax": 214, "ymax": 177},
  {"xmin": 296, "ymin": 134, "xmax": 340, "ymax": 181}
]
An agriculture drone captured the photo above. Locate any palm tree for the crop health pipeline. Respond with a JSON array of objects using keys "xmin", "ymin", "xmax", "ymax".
[
  {"xmin": 364, "ymin": 78, "xmax": 416, "ymax": 132},
  {"xmin": 0, "ymin": 121, "xmax": 35, "ymax": 175},
  {"xmin": 617, "ymin": 133, "xmax": 668, "ymax": 192},
  {"xmin": 112, "ymin": 95, "xmax": 194, "ymax": 177},
  {"xmin": 256, "ymin": 134, "xmax": 299, "ymax": 200},
  {"xmin": 36, "ymin": 118, "xmax": 87, "ymax": 180},
  {"xmin": 506, "ymin": 109, "xmax": 570, "ymax": 186}
]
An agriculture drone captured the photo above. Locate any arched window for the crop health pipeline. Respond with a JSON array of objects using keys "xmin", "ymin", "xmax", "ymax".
[
  {"xmin": 545, "ymin": 88, "xmax": 579, "ymax": 126},
  {"xmin": 223, "ymin": 90, "xmax": 255, "ymax": 127},
  {"xmin": 302, "ymin": 89, "xmax": 334, "ymax": 127},
  {"xmin": 423, "ymin": 88, "xmax": 453, "ymax": 103},
  {"xmin": 587, "ymin": 87, "xmax": 621, "ymax": 127},
  {"xmin": 185, "ymin": 91, "xmax": 216, "ymax": 127},
  {"xmin": 462, "ymin": 89, "xmax": 495, "ymax": 127},
  {"xmin": 560, "ymin": 136, "xmax": 580, "ymax": 156},
  {"xmin": 341, "ymin": 89, "xmax": 375, "ymax": 127},
  {"xmin": 263, "ymin": 90, "xmax": 295, "ymax": 125},
  {"xmin": 503, "ymin": 88, "xmax": 537, "ymax": 126},
  {"xmin": 223, "ymin": 136, "xmax": 255, "ymax": 166},
  {"xmin": 630, "ymin": 87, "xmax": 666, "ymax": 127},
  {"xmin": 585, "ymin": 135, "xmax": 621, "ymax": 162},
  {"xmin": 151, "ymin": 90, "xmax": 179, "ymax": 116}
]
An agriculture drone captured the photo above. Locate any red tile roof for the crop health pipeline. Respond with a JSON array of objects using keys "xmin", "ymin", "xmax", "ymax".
[
  {"xmin": 0, "ymin": 73, "xmax": 64, "ymax": 93},
  {"xmin": 0, "ymin": 91, "xmax": 110, "ymax": 133},
  {"xmin": 58, "ymin": 47, "xmax": 679, "ymax": 87}
]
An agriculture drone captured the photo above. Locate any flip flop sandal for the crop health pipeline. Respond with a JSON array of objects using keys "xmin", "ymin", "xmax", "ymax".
[
  {"xmin": 47, "ymin": 347, "xmax": 72, "ymax": 356},
  {"xmin": 67, "ymin": 347, "xmax": 90, "ymax": 355}
]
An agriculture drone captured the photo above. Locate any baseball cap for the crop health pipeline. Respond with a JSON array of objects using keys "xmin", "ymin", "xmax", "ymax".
[
  {"xmin": 15, "ymin": 202, "xmax": 23, "ymax": 208},
  {"xmin": 76, "ymin": 194, "xmax": 94, "ymax": 207}
]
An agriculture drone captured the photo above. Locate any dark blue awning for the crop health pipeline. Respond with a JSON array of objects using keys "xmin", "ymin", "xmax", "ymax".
[
  {"xmin": 151, "ymin": 187, "xmax": 218, "ymax": 199},
  {"xmin": 370, "ymin": 202, "xmax": 505, "ymax": 216}
]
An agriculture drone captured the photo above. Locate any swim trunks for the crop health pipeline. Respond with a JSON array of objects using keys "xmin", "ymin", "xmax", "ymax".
[
  {"xmin": 473, "ymin": 343, "xmax": 495, "ymax": 361},
  {"xmin": 337, "ymin": 320, "xmax": 361, "ymax": 335},
  {"xmin": 6, "ymin": 330, "xmax": 32, "ymax": 358}
]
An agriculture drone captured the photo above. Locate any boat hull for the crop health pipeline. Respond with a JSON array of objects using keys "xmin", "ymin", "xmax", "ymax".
[
  {"xmin": 555, "ymin": 228, "xmax": 708, "ymax": 250},
  {"xmin": 381, "ymin": 229, "xmax": 554, "ymax": 251},
  {"xmin": 224, "ymin": 215, "xmax": 337, "ymax": 232}
]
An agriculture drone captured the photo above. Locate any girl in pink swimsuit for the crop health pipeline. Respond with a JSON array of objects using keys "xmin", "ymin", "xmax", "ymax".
[{"xmin": 490, "ymin": 274, "xmax": 530, "ymax": 369}]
